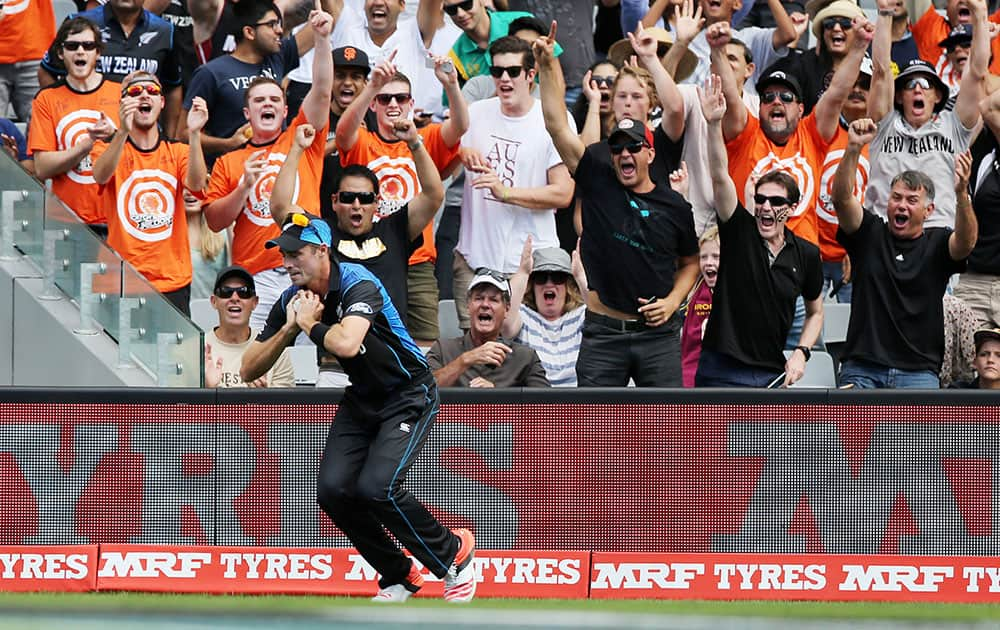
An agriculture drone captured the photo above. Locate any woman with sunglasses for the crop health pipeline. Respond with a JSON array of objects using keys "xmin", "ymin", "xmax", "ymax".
[
  {"xmin": 572, "ymin": 60, "xmax": 620, "ymax": 142},
  {"xmin": 501, "ymin": 238, "xmax": 589, "ymax": 387}
]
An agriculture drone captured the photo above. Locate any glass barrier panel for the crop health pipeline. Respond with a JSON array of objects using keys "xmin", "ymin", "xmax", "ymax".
[{"xmin": 0, "ymin": 156, "xmax": 45, "ymax": 261}]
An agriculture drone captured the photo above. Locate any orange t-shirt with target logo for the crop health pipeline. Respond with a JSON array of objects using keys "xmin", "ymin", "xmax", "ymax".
[
  {"xmin": 90, "ymin": 137, "xmax": 192, "ymax": 292},
  {"xmin": 912, "ymin": 5, "xmax": 1000, "ymax": 78},
  {"xmin": 816, "ymin": 125, "xmax": 869, "ymax": 263},
  {"xmin": 338, "ymin": 123, "xmax": 460, "ymax": 266},
  {"xmin": 0, "ymin": 0, "xmax": 56, "ymax": 63},
  {"xmin": 726, "ymin": 112, "xmax": 832, "ymax": 246},
  {"xmin": 203, "ymin": 109, "xmax": 328, "ymax": 276},
  {"xmin": 28, "ymin": 79, "xmax": 122, "ymax": 225}
]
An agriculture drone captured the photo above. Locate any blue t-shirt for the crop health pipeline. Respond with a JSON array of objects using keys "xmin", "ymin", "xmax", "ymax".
[
  {"xmin": 0, "ymin": 119, "xmax": 29, "ymax": 161},
  {"xmin": 182, "ymin": 38, "xmax": 299, "ymax": 140}
]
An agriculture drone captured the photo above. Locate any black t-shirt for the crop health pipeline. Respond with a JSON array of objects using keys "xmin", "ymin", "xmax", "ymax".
[
  {"xmin": 575, "ymin": 142, "xmax": 699, "ymax": 315},
  {"xmin": 967, "ymin": 129, "xmax": 1000, "ymax": 274},
  {"xmin": 329, "ymin": 208, "xmax": 421, "ymax": 323},
  {"xmin": 258, "ymin": 261, "xmax": 430, "ymax": 397},
  {"xmin": 703, "ymin": 206, "xmax": 823, "ymax": 371},
  {"xmin": 837, "ymin": 212, "xmax": 965, "ymax": 371}
]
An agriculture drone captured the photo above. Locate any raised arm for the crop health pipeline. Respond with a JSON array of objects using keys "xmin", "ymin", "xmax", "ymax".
[
  {"xmin": 578, "ymin": 71, "xmax": 604, "ymax": 146},
  {"xmin": 950, "ymin": 150, "xmax": 979, "ymax": 260},
  {"xmin": 335, "ymin": 50, "xmax": 396, "ymax": 154},
  {"xmin": 700, "ymin": 75, "xmax": 738, "ymax": 223},
  {"xmin": 435, "ymin": 55, "xmax": 469, "ymax": 147},
  {"xmin": 662, "ymin": 0, "xmax": 702, "ymax": 80},
  {"xmin": 814, "ymin": 18, "xmax": 874, "ymax": 142},
  {"xmin": 767, "ymin": 0, "xmax": 799, "ymax": 51},
  {"xmin": 501, "ymin": 237, "xmax": 533, "ymax": 339},
  {"xmin": 299, "ymin": 1, "xmax": 334, "ymax": 128},
  {"xmin": 392, "ymin": 119, "xmax": 445, "ymax": 241},
  {"xmin": 641, "ymin": 0, "xmax": 669, "ymax": 28},
  {"xmin": 708, "ymin": 23, "xmax": 748, "ymax": 143},
  {"xmin": 955, "ymin": 0, "xmax": 990, "ymax": 129},
  {"xmin": 629, "ymin": 22, "xmax": 684, "ymax": 141},
  {"xmin": 868, "ymin": 0, "xmax": 894, "ymax": 123},
  {"xmin": 417, "ymin": 0, "xmax": 443, "ymax": 48},
  {"xmin": 533, "ymin": 22, "xmax": 585, "ymax": 175},
  {"xmin": 832, "ymin": 118, "xmax": 875, "ymax": 235},
  {"xmin": 92, "ymin": 98, "xmax": 137, "ymax": 185},
  {"xmin": 270, "ymin": 124, "xmax": 314, "ymax": 226},
  {"xmin": 185, "ymin": 97, "xmax": 209, "ymax": 192}
]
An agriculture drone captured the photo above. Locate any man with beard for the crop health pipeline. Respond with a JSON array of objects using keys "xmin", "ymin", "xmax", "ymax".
[
  {"xmin": 536, "ymin": 25, "xmax": 700, "ymax": 388},
  {"xmin": 832, "ymin": 118, "xmax": 976, "ymax": 389},
  {"xmin": 90, "ymin": 71, "xmax": 209, "ymax": 315},
  {"xmin": 697, "ymin": 73, "xmax": 823, "ymax": 388}
]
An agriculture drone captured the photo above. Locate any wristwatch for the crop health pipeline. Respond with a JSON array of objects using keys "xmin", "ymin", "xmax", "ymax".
[{"xmin": 794, "ymin": 345, "xmax": 812, "ymax": 362}]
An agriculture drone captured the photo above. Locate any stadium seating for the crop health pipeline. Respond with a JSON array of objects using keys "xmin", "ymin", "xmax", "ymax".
[
  {"xmin": 288, "ymin": 345, "xmax": 318, "ymax": 386},
  {"xmin": 437, "ymin": 299, "xmax": 462, "ymax": 340},
  {"xmin": 784, "ymin": 349, "xmax": 838, "ymax": 388},
  {"xmin": 189, "ymin": 298, "xmax": 215, "ymax": 333}
]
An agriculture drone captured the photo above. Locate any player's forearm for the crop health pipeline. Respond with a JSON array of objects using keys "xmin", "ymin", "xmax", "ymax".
[{"xmin": 241, "ymin": 329, "xmax": 297, "ymax": 382}]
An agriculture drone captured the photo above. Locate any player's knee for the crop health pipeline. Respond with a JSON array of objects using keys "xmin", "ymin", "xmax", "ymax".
[{"xmin": 316, "ymin": 477, "xmax": 356, "ymax": 512}]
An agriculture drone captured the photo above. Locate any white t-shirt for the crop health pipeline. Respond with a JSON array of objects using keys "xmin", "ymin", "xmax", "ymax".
[
  {"xmin": 457, "ymin": 98, "xmax": 573, "ymax": 273},
  {"xmin": 867, "ymin": 109, "xmax": 973, "ymax": 229},
  {"xmin": 206, "ymin": 328, "xmax": 295, "ymax": 388},
  {"xmin": 681, "ymin": 26, "xmax": 787, "ymax": 99}
]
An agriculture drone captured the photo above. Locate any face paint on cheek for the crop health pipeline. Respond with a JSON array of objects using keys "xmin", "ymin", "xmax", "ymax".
[{"xmin": 774, "ymin": 204, "xmax": 793, "ymax": 223}]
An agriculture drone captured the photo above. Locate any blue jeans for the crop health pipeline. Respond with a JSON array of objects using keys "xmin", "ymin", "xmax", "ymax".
[
  {"xmin": 822, "ymin": 260, "xmax": 852, "ymax": 303},
  {"xmin": 839, "ymin": 359, "xmax": 940, "ymax": 389},
  {"xmin": 695, "ymin": 349, "xmax": 784, "ymax": 388}
]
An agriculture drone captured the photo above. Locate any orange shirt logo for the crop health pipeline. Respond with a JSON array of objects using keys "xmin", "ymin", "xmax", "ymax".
[
  {"xmin": 57, "ymin": 110, "xmax": 118, "ymax": 184},
  {"xmin": 2, "ymin": 0, "xmax": 31, "ymax": 14},
  {"xmin": 245, "ymin": 152, "xmax": 300, "ymax": 227},
  {"xmin": 369, "ymin": 154, "xmax": 419, "ymax": 218},
  {"xmin": 117, "ymin": 169, "xmax": 178, "ymax": 242},
  {"xmin": 748, "ymin": 153, "xmax": 815, "ymax": 220}
]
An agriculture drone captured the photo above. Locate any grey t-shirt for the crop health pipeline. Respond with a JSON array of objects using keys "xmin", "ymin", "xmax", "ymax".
[
  {"xmin": 508, "ymin": 0, "xmax": 595, "ymax": 88},
  {"xmin": 867, "ymin": 109, "xmax": 973, "ymax": 229}
]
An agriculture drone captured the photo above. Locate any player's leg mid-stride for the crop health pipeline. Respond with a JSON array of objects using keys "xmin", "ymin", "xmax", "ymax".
[{"xmin": 371, "ymin": 528, "xmax": 477, "ymax": 604}]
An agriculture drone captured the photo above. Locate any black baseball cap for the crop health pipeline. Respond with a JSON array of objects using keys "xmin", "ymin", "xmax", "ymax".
[
  {"xmin": 332, "ymin": 46, "xmax": 371, "ymax": 75},
  {"xmin": 214, "ymin": 265, "xmax": 255, "ymax": 292},
  {"xmin": 939, "ymin": 24, "xmax": 973, "ymax": 49},
  {"xmin": 755, "ymin": 69, "xmax": 803, "ymax": 101},
  {"xmin": 608, "ymin": 117, "xmax": 654, "ymax": 146}
]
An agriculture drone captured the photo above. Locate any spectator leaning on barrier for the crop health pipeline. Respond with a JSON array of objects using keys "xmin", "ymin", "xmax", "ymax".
[
  {"xmin": 697, "ymin": 74, "xmax": 823, "ymax": 388},
  {"xmin": 427, "ymin": 268, "xmax": 550, "ymax": 388},
  {"xmin": 204, "ymin": 265, "xmax": 295, "ymax": 388},
  {"xmin": 239, "ymin": 211, "xmax": 479, "ymax": 604},
  {"xmin": 832, "ymin": 118, "xmax": 976, "ymax": 389},
  {"xmin": 90, "ymin": 72, "xmax": 209, "ymax": 316},
  {"xmin": 951, "ymin": 327, "xmax": 1000, "ymax": 389}
]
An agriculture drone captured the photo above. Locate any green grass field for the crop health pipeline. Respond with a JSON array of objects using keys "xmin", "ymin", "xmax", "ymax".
[{"xmin": 0, "ymin": 591, "xmax": 998, "ymax": 628}]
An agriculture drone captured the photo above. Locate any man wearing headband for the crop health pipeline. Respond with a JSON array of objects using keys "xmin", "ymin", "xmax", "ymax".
[
  {"xmin": 90, "ymin": 71, "xmax": 209, "ymax": 316},
  {"xmin": 240, "ymin": 212, "xmax": 478, "ymax": 604},
  {"xmin": 698, "ymin": 74, "xmax": 824, "ymax": 388}
]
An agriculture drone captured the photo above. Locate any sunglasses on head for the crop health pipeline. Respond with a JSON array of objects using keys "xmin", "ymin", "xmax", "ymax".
[
  {"xmin": 591, "ymin": 75, "xmax": 615, "ymax": 88},
  {"xmin": 215, "ymin": 285, "xmax": 255, "ymax": 299},
  {"xmin": 821, "ymin": 16, "xmax": 853, "ymax": 30},
  {"xmin": 374, "ymin": 92, "xmax": 411, "ymax": 106},
  {"xmin": 122, "ymin": 83, "xmax": 162, "ymax": 97},
  {"xmin": 489, "ymin": 65, "xmax": 524, "ymax": 79},
  {"xmin": 761, "ymin": 90, "xmax": 795, "ymax": 104},
  {"xmin": 904, "ymin": 76, "xmax": 932, "ymax": 90},
  {"xmin": 63, "ymin": 40, "xmax": 98, "ymax": 51},
  {"xmin": 443, "ymin": 0, "xmax": 474, "ymax": 16},
  {"xmin": 532, "ymin": 271, "xmax": 569, "ymax": 285},
  {"xmin": 754, "ymin": 193, "xmax": 793, "ymax": 208},
  {"xmin": 608, "ymin": 139, "xmax": 647, "ymax": 155},
  {"xmin": 337, "ymin": 191, "xmax": 376, "ymax": 204},
  {"xmin": 474, "ymin": 267, "xmax": 507, "ymax": 283}
]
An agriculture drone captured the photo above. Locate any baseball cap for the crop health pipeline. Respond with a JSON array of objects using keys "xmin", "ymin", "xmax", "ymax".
[
  {"xmin": 939, "ymin": 24, "xmax": 973, "ymax": 49},
  {"xmin": 755, "ymin": 69, "xmax": 802, "ymax": 101},
  {"xmin": 213, "ymin": 265, "xmax": 255, "ymax": 292},
  {"xmin": 532, "ymin": 247, "xmax": 572, "ymax": 274},
  {"xmin": 468, "ymin": 268, "xmax": 511, "ymax": 299},
  {"xmin": 608, "ymin": 118, "xmax": 654, "ymax": 147},
  {"xmin": 974, "ymin": 328, "xmax": 1000, "ymax": 350},
  {"xmin": 265, "ymin": 212, "xmax": 333, "ymax": 251},
  {"xmin": 894, "ymin": 59, "xmax": 949, "ymax": 112},
  {"xmin": 332, "ymin": 46, "xmax": 371, "ymax": 75}
]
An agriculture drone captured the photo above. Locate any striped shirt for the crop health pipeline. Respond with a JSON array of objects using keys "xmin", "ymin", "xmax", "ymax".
[{"xmin": 514, "ymin": 305, "xmax": 586, "ymax": 387}]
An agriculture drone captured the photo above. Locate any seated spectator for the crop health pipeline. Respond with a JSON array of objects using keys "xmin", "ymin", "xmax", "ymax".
[
  {"xmin": 204, "ymin": 265, "xmax": 294, "ymax": 388},
  {"xmin": 681, "ymin": 226, "xmax": 719, "ymax": 388},
  {"xmin": 91, "ymin": 72, "xmax": 208, "ymax": 316},
  {"xmin": 0, "ymin": 118, "xmax": 32, "ymax": 173},
  {"xmin": 502, "ymin": 239, "xmax": 588, "ymax": 387},
  {"xmin": 950, "ymin": 327, "xmax": 1000, "ymax": 389},
  {"xmin": 427, "ymin": 269, "xmax": 550, "ymax": 388},
  {"xmin": 832, "ymin": 118, "xmax": 976, "ymax": 389},
  {"xmin": 697, "ymin": 73, "xmax": 823, "ymax": 388}
]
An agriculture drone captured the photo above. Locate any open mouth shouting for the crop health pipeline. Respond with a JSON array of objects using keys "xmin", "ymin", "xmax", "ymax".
[
  {"xmin": 956, "ymin": 3, "xmax": 971, "ymax": 22},
  {"xmin": 616, "ymin": 152, "xmax": 637, "ymax": 181},
  {"xmin": 890, "ymin": 209, "xmax": 910, "ymax": 230}
]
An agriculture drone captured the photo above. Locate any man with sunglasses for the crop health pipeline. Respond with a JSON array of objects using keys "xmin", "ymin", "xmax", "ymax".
[
  {"xmin": 200, "ymin": 1, "xmax": 333, "ymax": 330},
  {"xmin": 41, "ymin": 0, "xmax": 183, "ymax": 137},
  {"xmin": 29, "ymin": 17, "xmax": 121, "ymax": 230},
  {"xmin": 831, "ymin": 118, "xmax": 976, "ymax": 389},
  {"xmin": 698, "ymin": 74, "xmax": 824, "ymax": 388},
  {"xmin": 240, "ymin": 211, "xmax": 478, "ymax": 604},
  {"xmin": 911, "ymin": 0, "xmax": 1000, "ymax": 78},
  {"xmin": 90, "ymin": 71, "xmax": 209, "ymax": 316},
  {"xmin": 866, "ymin": 0, "xmax": 988, "ymax": 231},
  {"xmin": 204, "ymin": 265, "xmax": 295, "ymax": 388}
]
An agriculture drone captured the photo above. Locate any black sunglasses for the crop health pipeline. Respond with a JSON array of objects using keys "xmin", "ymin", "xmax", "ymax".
[
  {"xmin": 608, "ymin": 139, "xmax": 647, "ymax": 155},
  {"xmin": 215, "ymin": 286, "xmax": 255, "ymax": 299},
  {"xmin": 591, "ymin": 75, "xmax": 615, "ymax": 88},
  {"xmin": 62, "ymin": 40, "xmax": 98, "ymax": 51},
  {"xmin": 374, "ymin": 92, "xmax": 411, "ymax": 106},
  {"xmin": 489, "ymin": 65, "xmax": 524, "ymax": 79},
  {"xmin": 754, "ymin": 194, "xmax": 793, "ymax": 208},
  {"xmin": 443, "ymin": 0, "xmax": 474, "ymax": 16},
  {"xmin": 531, "ymin": 271, "xmax": 569, "ymax": 285},
  {"xmin": 337, "ymin": 191, "xmax": 376, "ymax": 204},
  {"xmin": 821, "ymin": 16, "xmax": 853, "ymax": 30},
  {"xmin": 761, "ymin": 90, "xmax": 796, "ymax": 104}
]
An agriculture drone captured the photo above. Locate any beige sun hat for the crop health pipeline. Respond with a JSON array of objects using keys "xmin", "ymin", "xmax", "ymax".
[
  {"xmin": 811, "ymin": 0, "xmax": 866, "ymax": 39},
  {"xmin": 607, "ymin": 28, "xmax": 699, "ymax": 83}
]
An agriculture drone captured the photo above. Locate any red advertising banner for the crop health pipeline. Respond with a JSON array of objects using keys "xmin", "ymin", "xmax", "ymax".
[{"xmin": 0, "ymin": 545, "xmax": 98, "ymax": 592}]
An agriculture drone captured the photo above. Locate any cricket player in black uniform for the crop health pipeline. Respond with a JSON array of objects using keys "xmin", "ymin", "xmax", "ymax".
[{"xmin": 240, "ymin": 212, "xmax": 477, "ymax": 603}]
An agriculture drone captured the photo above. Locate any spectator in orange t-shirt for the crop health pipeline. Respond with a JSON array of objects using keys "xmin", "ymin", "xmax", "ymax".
[
  {"xmin": 29, "ymin": 17, "xmax": 120, "ymax": 230},
  {"xmin": 911, "ymin": 0, "xmax": 1000, "ymax": 77},
  {"xmin": 0, "ymin": 0, "xmax": 55, "ymax": 126},
  {"xmin": 334, "ymin": 51, "xmax": 469, "ymax": 346},
  {"xmin": 201, "ymin": 3, "xmax": 334, "ymax": 330},
  {"xmin": 91, "ymin": 72, "xmax": 209, "ymax": 315}
]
